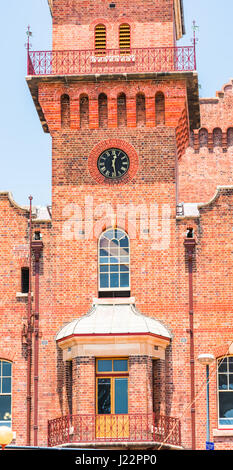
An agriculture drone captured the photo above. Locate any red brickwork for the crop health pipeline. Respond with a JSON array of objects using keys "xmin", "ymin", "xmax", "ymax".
[
  {"xmin": 52, "ymin": 0, "xmax": 175, "ymax": 51},
  {"xmin": 1, "ymin": 0, "xmax": 233, "ymax": 452},
  {"xmin": 179, "ymin": 80, "xmax": 233, "ymax": 202}
]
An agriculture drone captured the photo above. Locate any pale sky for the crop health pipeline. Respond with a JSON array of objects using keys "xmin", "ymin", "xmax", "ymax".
[{"xmin": 0, "ymin": 0, "xmax": 232, "ymax": 207}]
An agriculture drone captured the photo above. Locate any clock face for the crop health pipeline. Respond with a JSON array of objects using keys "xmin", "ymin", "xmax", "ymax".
[{"xmin": 97, "ymin": 148, "xmax": 130, "ymax": 179}]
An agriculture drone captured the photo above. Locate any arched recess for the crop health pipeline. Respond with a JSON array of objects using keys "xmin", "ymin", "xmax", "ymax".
[
  {"xmin": 155, "ymin": 92, "xmax": 165, "ymax": 125},
  {"xmin": 98, "ymin": 93, "xmax": 108, "ymax": 128},
  {"xmin": 117, "ymin": 93, "xmax": 127, "ymax": 127},
  {"xmin": 136, "ymin": 93, "xmax": 146, "ymax": 127},
  {"xmin": 199, "ymin": 128, "xmax": 208, "ymax": 147},
  {"xmin": 80, "ymin": 94, "xmax": 89, "ymax": 129},
  {"xmin": 213, "ymin": 128, "xmax": 222, "ymax": 147},
  {"xmin": 227, "ymin": 128, "xmax": 233, "ymax": 147},
  {"xmin": 61, "ymin": 94, "xmax": 70, "ymax": 128}
]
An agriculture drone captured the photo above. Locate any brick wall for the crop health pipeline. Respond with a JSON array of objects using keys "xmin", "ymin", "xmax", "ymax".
[
  {"xmin": 179, "ymin": 80, "xmax": 233, "ymax": 203},
  {"xmin": 52, "ymin": 0, "xmax": 175, "ymax": 50}
]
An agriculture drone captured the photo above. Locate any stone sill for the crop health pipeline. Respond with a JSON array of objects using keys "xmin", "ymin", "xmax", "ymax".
[
  {"xmin": 16, "ymin": 292, "xmax": 33, "ymax": 299},
  {"xmin": 213, "ymin": 428, "xmax": 233, "ymax": 437}
]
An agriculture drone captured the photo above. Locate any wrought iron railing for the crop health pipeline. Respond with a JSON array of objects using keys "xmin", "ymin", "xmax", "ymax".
[
  {"xmin": 27, "ymin": 46, "xmax": 196, "ymax": 76},
  {"xmin": 47, "ymin": 413, "xmax": 181, "ymax": 447}
]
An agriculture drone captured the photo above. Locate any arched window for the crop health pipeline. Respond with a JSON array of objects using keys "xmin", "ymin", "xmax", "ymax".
[
  {"xmin": 136, "ymin": 93, "xmax": 146, "ymax": 127},
  {"xmin": 119, "ymin": 24, "xmax": 130, "ymax": 53},
  {"xmin": 199, "ymin": 128, "xmax": 208, "ymax": 147},
  {"xmin": 61, "ymin": 94, "xmax": 70, "ymax": 128},
  {"xmin": 80, "ymin": 94, "xmax": 89, "ymax": 128},
  {"xmin": 213, "ymin": 128, "xmax": 222, "ymax": 147},
  {"xmin": 0, "ymin": 360, "xmax": 12, "ymax": 427},
  {"xmin": 227, "ymin": 128, "xmax": 233, "ymax": 147},
  {"xmin": 98, "ymin": 93, "xmax": 108, "ymax": 128},
  {"xmin": 117, "ymin": 93, "xmax": 127, "ymax": 127},
  {"xmin": 95, "ymin": 24, "xmax": 106, "ymax": 55},
  {"xmin": 155, "ymin": 92, "xmax": 165, "ymax": 125},
  {"xmin": 218, "ymin": 356, "xmax": 233, "ymax": 427},
  {"xmin": 98, "ymin": 228, "xmax": 130, "ymax": 293}
]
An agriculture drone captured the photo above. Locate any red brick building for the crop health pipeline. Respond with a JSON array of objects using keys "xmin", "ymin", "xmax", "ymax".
[{"xmin": 0, "ymin": 0, "xmax": 233, "ymax": 450}]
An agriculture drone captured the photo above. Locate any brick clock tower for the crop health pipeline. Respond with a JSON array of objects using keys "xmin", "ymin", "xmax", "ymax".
[{"xmin": 25, "ymin": 0, "xmax": 200, "ymax": 449}]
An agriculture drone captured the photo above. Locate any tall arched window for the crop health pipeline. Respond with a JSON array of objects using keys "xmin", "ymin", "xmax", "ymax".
[
  {"xmin": 61, "ymin": 94, "xmax": 70, "ymax": 128},
  {"xmin": 95, "ymin": 24, "xmax": 106, "ymax": 55},
  {"xmin": 98, "ymin": 228, "xmax": 130, "ymax": 293},
  {"xmin": 218, "ymin": 356, "xmax": 233, "ymax": 427},
  {"xmin": 155, "ymin": 92, "xmax": 165, "ymax": 125},
  {"xmin": 117, "ymin": 93, "xmax": 127, "ymax": 127},
  {"xmin": 136, "ymin": 93, "xmax": 146, "ymax": 127},
  {"xmin": 80, "ymin": 94, "xmax": 89, "ymax": 128},
  {"xmin": 119, "ymin": 24, "xmax": 130, "ymax": 53},
  {"xmin": 98, "ymin": 93, "xmax": 108, "ymax": 128},
  {"xmin": 0, "ymin": 360, "xmax": 12, "ymax": 427}
]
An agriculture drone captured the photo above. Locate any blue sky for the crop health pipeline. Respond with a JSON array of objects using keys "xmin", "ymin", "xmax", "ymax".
[{"xmin": 0, "ymin": 0, "xmax": 233, "ymax": 207}]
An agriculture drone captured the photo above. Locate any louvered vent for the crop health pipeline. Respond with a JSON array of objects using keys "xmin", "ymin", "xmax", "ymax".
[
  {"xmin": 119, "ymin": 24, "xmax": 130, "ymax": 53},
  {"xmin": 95, "ymin": 24, "xmax": 106, "ymax": 55}
]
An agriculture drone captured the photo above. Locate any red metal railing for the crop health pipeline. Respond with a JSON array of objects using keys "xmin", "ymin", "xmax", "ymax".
[
  {"xmin": 47, "ymin": 413, "xmax": 181, "ymax": 448},
  {"xmin": 27, "ymin": 46, "xmax": 196, "ymax": 76}
]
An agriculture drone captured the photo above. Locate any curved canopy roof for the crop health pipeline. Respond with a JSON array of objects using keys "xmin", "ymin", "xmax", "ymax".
[{"xmin": 56, "ymin": 299, "xmax": 172, "ymax": 342}]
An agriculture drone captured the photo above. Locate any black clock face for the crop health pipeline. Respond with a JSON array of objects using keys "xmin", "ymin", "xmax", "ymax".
[{"xmin": 97, "ymin": 148, "xmax": 130, "ymax": 179}]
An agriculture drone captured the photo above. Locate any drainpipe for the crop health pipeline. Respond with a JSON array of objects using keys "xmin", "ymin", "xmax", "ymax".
[
  {"xmin": 31, "ymin": 239, "xmax": 43, "ymax": 447},
  {"xmin": 184, "ymin": 236, "xmax": 196, "ymax": 450},
  {"xmin": 26, "ymin": 196, "xmax": 33, "ymax": 446}
]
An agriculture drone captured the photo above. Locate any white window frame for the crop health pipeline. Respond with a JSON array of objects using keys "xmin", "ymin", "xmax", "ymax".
[
  {"xmin": 218, "ymin": 356, "xmax": 233, "ymax": 428},
  {"xmin": 0, "ymin": 360, "xmax": 12, "ymax": 428},
  {"xmin": 98, "ymin": 228, "xmax": 130, "ymax": 292}
]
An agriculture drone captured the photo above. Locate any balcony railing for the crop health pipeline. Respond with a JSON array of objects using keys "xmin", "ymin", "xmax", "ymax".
[
  {"xmin": 27, "ymin": 46, "xmax": 196, "ymax": 76},
  {"xmin": 47, "ymin": 413, "xmax": 181, "ymax": 448}
]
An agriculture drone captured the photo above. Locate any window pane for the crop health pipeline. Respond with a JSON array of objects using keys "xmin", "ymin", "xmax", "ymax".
[
  {"xmin": 229, "ymin": 375, "xmax": 233, "ymax": 390},
  {"xmin": 119, "ymin": 247, "xmax": 129, "ymax": 256},
  {"xmin": 229, "ymin": 357, "xmax": 233, "ymax": 373},
  {"xmin": 2, "ymin": 362, "xmax": 11, "ymax": 376},
  {"xmin": 100, "ymin": 257, "xmax": 109, "ymax": 264},
  {"xmin": 115, "ymin": 378, "xmax": 128, "ymax": 414},
  {"xmin": 100, "ymin": 238, "xmax": 108, "ymax": 248},
  {"xmin": 120, "ymin": 273, "xmax": 129, "ymax": 288},
  {"xmin": 104, "ymin": 230, "xmax": 114, "ymax": 240},
  {"xmin": 100, "ymin": 249, "xmax": 109, "ymax": 257},
  {"xmin": 120, "ymin": 264, "xmax": 129, "ymax": 272},
  {"xmin": 98, "ymin": 378, "xmax": 111, "ymax": 414},
  {"xmin": 115, "ymin": 229, "xmax": 124, "ymax": 240},
  {"xmin": 2, "ymin": 378, "xmax": 11, "ymax": 394},
  {"xmin": 218, "ymin": 358, "xmax": 227, "ymax": 372},
  {"xmin": 100, "ymin": 265, "xmax": 109, "ymax": 273},
  {"xmin": 110, "ymin": 273, "xmax": 119, "ymax": 288},
  {"xmin": 219, "ymin": 391, "xmax": 233, "ymax": 419},
  {"xmin": 98, "ymin": 360, "xmax": 112, "ymax": 372},
  {"xmin": 0, "ymin": 396, "xmax": 11, "ymax": 422},
  {"xmin": 100, "ymin": 274, "xmax": 109, "ymax": 288},
  {"xmin": 110, "ymin": 265, "xmax": 119, "ymax": 272},
  {"xmin": 110, "ymin": 257, "xmax": 119, "ymax": 264},
  {"xmin": 219, "ymin": 374, "xmax": 228, "ymax": 390},
  {"xmin": 113, "ymin": 360, "xmax": 128, "ymax": 372},
  {"xmin": 120, "ymin": 236, "xmax": 129, "ymax": 247}
]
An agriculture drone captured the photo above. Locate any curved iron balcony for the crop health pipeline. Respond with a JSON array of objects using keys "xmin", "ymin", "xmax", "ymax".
[
  {"xmin": 47, "ymin": 413, "xmax": 182, "ymax": 449},
  {"xmin": 27, "ymin": 46, "xmax": 196, "ymax": 76}
]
